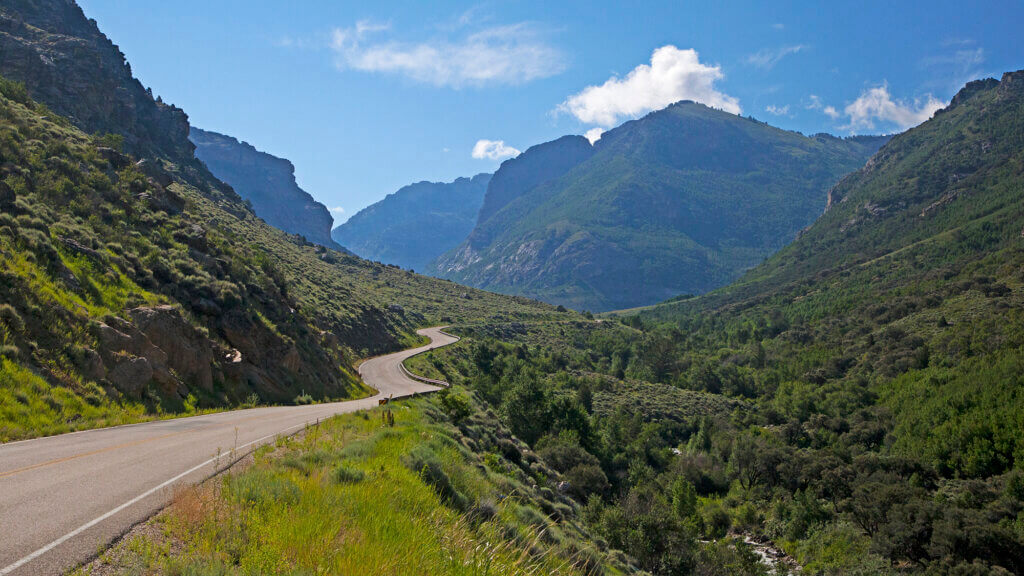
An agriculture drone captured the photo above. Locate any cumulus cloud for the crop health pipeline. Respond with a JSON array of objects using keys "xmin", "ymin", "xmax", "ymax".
[
  {"xmin": 765, "ymin": 104, "xmax": 789, "ymax": 116},
  {"xmin": 842, "ymin": 85, "xmax": 944, "ymax": 131},
  {"xmin": 559, "ymin": 46, "xmax": 740, "ymax": 128},
  {"xmin": 746, "ymin": 45, "xmax": 805, "ymax": 70},
  {"xmin": 806, "ymin": 94, "xmax": 842, "ymax": 119},
  {"xmin": 330, "ymin": 20, "xmax": 565, "ymax": 87},
  {"xmin": 584, "ymin": 128, "xmax": 604, "ymax": 144},
  {"xmin": 472, "ymin": 139, "xmax": 520, "ymax": 160},
  {"xmin": 328, "ymin": 206, "xmax": 345, "ymax": 215}
]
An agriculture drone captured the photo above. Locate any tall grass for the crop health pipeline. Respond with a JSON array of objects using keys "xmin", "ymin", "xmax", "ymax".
[{"xmin": 78, "ymin": 399, "xmax": 620, "ymax": 575}]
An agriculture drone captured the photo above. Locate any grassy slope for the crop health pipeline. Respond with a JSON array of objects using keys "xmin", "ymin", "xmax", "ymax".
[
  {"xmin": 76, "ymin": 396, "xmax": 637, "ymax": 576},
  {"xmin": 606, "ymin": 74, "xmax": 1024, "ymax": 572},
  {"xmin": 0, "ymin": 81, "xmax": 573, "ymax": 441}
]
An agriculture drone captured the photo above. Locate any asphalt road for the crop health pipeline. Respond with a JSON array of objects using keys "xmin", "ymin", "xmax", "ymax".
[{"xmin": 0, "ymin": 327, "xmax": 457, "ymax": 575}]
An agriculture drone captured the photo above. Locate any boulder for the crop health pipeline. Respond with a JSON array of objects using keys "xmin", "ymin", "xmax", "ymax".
[
  {"xmin": 107, "ymin": 356, "xmax": 152, "ymax": 397},
  {"xmin": 95, "ymin": 146, "xmax": 129, "ymax": 169},
  {"xmin": 129, "ymin": 305, "xmax": 215, "ymax": 392}
]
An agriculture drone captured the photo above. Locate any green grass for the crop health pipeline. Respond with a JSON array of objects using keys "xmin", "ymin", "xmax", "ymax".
[{"xmin": 78, "ymin": 398, "xmax": 631, "ymax": 575}]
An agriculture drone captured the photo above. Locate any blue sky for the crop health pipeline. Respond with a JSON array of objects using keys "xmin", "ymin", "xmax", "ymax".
[{"xmin": 77, "ymin": 1, "xmax": 1022, "ymax": 224}]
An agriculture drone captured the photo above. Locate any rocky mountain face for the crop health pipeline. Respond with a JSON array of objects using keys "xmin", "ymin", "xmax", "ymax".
[
  {"xmin": 190, "ymin": 128, "xmax": 340, "ymax": 249},
  {"xmin": 0, "ymin": 0, "xmax": 193, "ymax": 161},
  {"xmin": 471, "ymin": 136, "xmax": 594, "ymax": 245},
  {"xmin": 332, "ymin": 173, "xmax": 490, "ymax": 271},
  {"xmin": 432, "ymin": 102, "xmax": 889, "ymax": 311}
]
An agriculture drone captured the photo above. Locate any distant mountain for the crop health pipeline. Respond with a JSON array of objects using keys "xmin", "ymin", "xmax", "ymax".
[
  {"xmin": 432, "ymin": 102, "xmax": 889, "ymax": 311},
  {"xmin": 190, "ymin": 128, "xmax": 340, "ymax": 249},
  {"xmin": 332, "ymin": 174, "xmax": 491, "ymax": 271}
]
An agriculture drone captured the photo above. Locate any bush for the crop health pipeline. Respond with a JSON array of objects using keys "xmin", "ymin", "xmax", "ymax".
[
  {"xmin": 564, "ymin": 464, "xmax": 610, "ymax": 500},
  {"xmin": 702, "ymin": 500, "xmax": 731, "ymax": 538},
  {"xmin": 438, "ymin": 388, "xmax": 472, "ymax": 423},
  {"xmin": 0, "ymin": 304, "xmax": 25, "ymax": 333},
  {"xmin": 402, "ymin": 445, "xmax": 468, "ymax": 511},
  {"xmin": 333, "ymin": 465, "xmax": 366, "ymax": 484}
]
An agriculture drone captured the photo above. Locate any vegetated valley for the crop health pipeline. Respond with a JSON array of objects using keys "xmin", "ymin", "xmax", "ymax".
[{"xmin": 1, "ymin": 1, "xmax": 1023, "ymax": 575}]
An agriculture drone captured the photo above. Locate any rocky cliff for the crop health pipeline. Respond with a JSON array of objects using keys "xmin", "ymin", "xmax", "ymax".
[
  {"xmin": 190, "ymin": 128, "xmax": 340, "ymax": 249},
  {"xmin": 0, "ymin": 0, "xmax": 194, "ymax": 161}
]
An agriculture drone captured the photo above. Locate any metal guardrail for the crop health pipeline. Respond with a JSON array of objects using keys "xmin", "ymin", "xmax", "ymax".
[
  {"xmin": 398, "ymin": 328, "xmax": 459, "ymax": 389},
  {"xmin": 399, "ymin": 363, "xmax": 450, "ymax": 388}
]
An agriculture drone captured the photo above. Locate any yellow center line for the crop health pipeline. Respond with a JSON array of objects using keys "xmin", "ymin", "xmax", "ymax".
[{"xmin": 0, "ymin": 411, "xmax": 284, "ymax": 480}]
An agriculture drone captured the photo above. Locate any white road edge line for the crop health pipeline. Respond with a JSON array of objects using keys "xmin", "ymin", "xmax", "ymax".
[{"xmin": 0, "ymin": 419, "xmax": 312, "ymax": 575}]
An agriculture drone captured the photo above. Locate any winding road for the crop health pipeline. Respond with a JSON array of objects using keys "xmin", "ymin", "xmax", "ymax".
[{"xmin": 0, "ymin": 327, "xmax": 458, "ymax": 575}]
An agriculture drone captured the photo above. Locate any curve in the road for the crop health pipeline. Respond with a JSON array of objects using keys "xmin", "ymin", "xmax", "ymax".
[{"xmin": 0, "ymin": 326, "xmax": 458, "ymax": 576}]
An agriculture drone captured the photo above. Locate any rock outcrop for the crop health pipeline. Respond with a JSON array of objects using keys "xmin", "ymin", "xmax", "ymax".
[
  {"xmin": 0, "ymin": 0, "xmax": 194, "ymax": 161},
  {"xmin": 190, "ymin": 128, "xmax": 341, "ymax": 249},
  {"xmin": 91, "ymin": 306, "xmax": 220, "ymax": 399}
]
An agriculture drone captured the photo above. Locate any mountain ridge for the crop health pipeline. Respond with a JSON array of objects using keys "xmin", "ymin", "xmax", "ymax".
[
  {"xmin": 332, "ymin": 173, "xmax": 491, "ymax": 271},
  {"xmin": 433, "ymin": 101, "xmax": 889, "ymax": 311},
  {"xmin": 190, "ymin": 127, "xmax": 340, "ymax": 250}
]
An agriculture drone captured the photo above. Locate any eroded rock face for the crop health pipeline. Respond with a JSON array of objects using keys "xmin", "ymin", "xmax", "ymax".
[
  {"xmin": 0, "ymin": 1, "xmax": 194, "ymax": 161},
  {"xmin": 189, "ymin": 128, "xmax": 340, "ymax": 250},
  {"xmin": 128, "ymin": 305, "xmax": 215, "ymax": 392},
  {"xmin": 106, "ymin": 356, "xmax": 152, "ymax": 398},
  {"xmin": 92, "ymin": 305, "xmax": 223, "ymax": 399}
]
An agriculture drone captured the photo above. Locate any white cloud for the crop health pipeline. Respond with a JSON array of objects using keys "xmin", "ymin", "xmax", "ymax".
[
  {"xmin": 765, "ymin": 104, "xmax": 789, "ymax": 116},
  {"xmin": 807, "ymin": 94, "xmax": 842, "ymax": 119},
  {"xmin": 746, "ymin": 45, "xmax": 805, "ymax": 70},
  {"xmin": 472, "ymin": 139, "xmax": 520, "ymax": 160},
  {"xmin": 330, "ymin": 21, "xmax": 565, "ymax": 88},
  {"xmin": 328, "ymin": 206, "xmax": 345, "ymax": 215},
  {"xmin": 584, "ymin": 128, "xmax": 604, "ymax": 144},
  {"xmin": 559, "ymin": 46, "xmax": 740, "ymax": 128},
  {"xmin": 842, "ymin": 85, "xmax": 944, "ymax": 131}
]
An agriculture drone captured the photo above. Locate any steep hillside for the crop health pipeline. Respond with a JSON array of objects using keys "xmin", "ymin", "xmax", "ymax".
[
  {"xmin": 606, "ymin": 71, "xmax": 1024, "ymax": 573},
  {"xmin": 190, "ymin": 128, "xmax": 340, "ymax": 249},
  {"xmin": 473, "ymin": 135, "xmax": 594, "ymax": 234},
  {"xmin": 433, "ymin": 103, "xmax": 887, "ymax": 312},
  {"xmin": 332, "ymin": 173, "xmax": 490, "ymax": 271},
  {"xmin": 0, "ymin": 0, "xmax": 571, "ymax": 441},
  {"xmin": 0, "ymin": 0, "xmax": 194, "ymax": 163}
]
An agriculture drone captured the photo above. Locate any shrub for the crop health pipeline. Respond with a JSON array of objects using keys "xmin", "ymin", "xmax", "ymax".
[
  {"xmin": 333, "ymin": 465, "xmax": 366, "ymax": 484},
  {"xmin": 402, "ymin": 445, "xmax": 468, "ymax": 511},
  {"xmin": 564, "ymin": 464, "xmax": 610, "ymax": 500},
  {"xmin": 0, "ymin": 304, "xmax": 24, "ymax": 333},
  {"xmin": 437, "ymin": 388, "xmax": 472, "ymax": 424},
  {"xmin": 702, "ymin": 500, "xmax": 731, "ymax": 538}
]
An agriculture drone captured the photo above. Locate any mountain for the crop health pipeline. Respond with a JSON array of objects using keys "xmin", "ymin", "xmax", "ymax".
[
  {"xmin": 0, "ymin": 0, "xmax": 193, "ymax": 163},
  {"xmin": 614, "ymin": 72, "xmax": 1024, "ymax": 572},
  {"xmin": 474, "ymin": 135, "xmax": 594, "ymax": 232},
  {"xmin": 432, "ymin": 102, "xmax": 888, "ymax": 312},
  {"xmin": 190, "ymin": 127, "xmax": 340, "ymax": 249},
  {"xmin": 331, "ymin": 173, "xmax": 491, "ymax": 271},
  {"xmin": 0, "ymin": 0, "xmax": 567, "ymax": 441}
]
